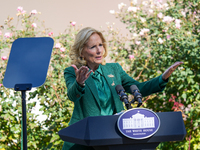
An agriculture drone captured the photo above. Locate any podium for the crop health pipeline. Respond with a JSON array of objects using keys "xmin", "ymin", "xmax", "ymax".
[{"xmin": 58, "ymin": 111, "xmax": 186, "ymax": 150}]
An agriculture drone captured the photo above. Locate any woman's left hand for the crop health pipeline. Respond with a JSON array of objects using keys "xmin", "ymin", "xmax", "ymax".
[{"xmin": 162, "ymin": 61, "xmax": 184, "ymax": 80}]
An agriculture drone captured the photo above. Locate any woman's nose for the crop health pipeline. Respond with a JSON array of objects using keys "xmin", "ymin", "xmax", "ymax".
[{"xmin": 96, "ymin": 46, "xmax": 101, "ymax": 52}]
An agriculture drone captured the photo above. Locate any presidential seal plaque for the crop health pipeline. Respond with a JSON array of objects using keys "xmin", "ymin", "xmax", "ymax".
[{"xmin": 117, "ymin": 108, "xmax": 160, "ymax": 140}]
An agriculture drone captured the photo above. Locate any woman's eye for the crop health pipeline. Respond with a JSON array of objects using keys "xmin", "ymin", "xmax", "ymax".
[
  {"xmin": 99, "ymin": 44, "xmax": 103, "ymax": 46},
  {"xmin": 91, "ymin": 46, "xmax": 95, "ymax": 49}
]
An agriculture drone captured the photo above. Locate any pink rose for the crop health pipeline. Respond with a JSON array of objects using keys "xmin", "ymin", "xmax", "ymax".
[
  {"xmin": 0, "ymin": 30, "xmax": 2, "ymax": 35},
  {"xmin": 166, "ymin": 35, "xmax": 170, "ymax": 40},
  {"xmin": 4, "ymin": 32, "xmax": 12, "ymax": 38},
  {"xmin": 31, "ymin": 10, "xmax": 37, "ymax": 15},
  {"xmin": 162, "ymin": 16, "xmax": 173, "ymax": 23},
  {"xmin": 0, "ymin": 83, "xmax": 2, "ymax": 87},
  {"xmin": 55, "ymin": 43, "xmax": 61, "ymax": 49},
  {"xmin": 118, "ymin": 3, "xmax": 126, "ymax": 10},
  {"xmin": 157, "ymin": 13, "xmax": 163, "ymax": 18},
  {"xmin": 142, "ymin": 28, "xmax": 150, "ymax": 33},
  {"xmin": 31, "ymin": 23, "xmax": 37, "ymax": 28},
  {"xmin": 127, "ymin": 6, "xmax": 137, "ymax": 12},
  {"xmin": 181, "ymin": 11, "xmax": 186, "ymax": 17},
  {"xmin": 48, "ymin": 32, "xmax": 53, "ymax": 36},
  {"xmin": 60, "ymin": 47, "xmax": 65, "ymax": 52},
  {"xmin": 21, "ymin": 10, "xmax": 26, "ymax": 14},
  {"xmin": 1, "ymin": 56, "xmax": 8, "ymax": 60},
  {"xmin": 17, "ymin": 6, "xmax": 23, "ymax": 12},
  {"xmin": 175, "ymin": 19, "xmax": 181, "ymax": 24},
  {"xmin": 175, "ymin": 23, "xmax": 181, "ymax": 29},
  {"xmin": 129, "ymin": 55, "xmax": 134, "ymax": 59},
  {"xmin": 61, "ymin": 54, "xmax": 65, "ymax": 57},
  {"xmin": 135, "ymin": 41, "xmax": 141, "ymax": 45},
  {"xmin": 71, "ymin": 22, "xmax": 76, "ymax": 26}
]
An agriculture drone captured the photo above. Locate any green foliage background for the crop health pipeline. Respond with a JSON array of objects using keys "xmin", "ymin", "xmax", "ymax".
[{"xmin": 0, "ymin": 0, "xmax": 200, "ymax": 149}]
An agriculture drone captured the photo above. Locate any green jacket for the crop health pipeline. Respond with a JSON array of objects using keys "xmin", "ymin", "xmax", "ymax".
[{"xmin": 64, "ymin": 63, "xmax": 166, "ymax": 125}]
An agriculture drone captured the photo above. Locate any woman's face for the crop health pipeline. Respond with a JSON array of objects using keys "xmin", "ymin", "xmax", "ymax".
[{"xmin": 81, "ymin": 33, "xmax": 105, "ymax": 70}]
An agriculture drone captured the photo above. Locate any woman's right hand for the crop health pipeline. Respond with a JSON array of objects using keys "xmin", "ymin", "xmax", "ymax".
[{"xmin": 71, "ymin": 65, "xmax": 93, "ymax": 86}]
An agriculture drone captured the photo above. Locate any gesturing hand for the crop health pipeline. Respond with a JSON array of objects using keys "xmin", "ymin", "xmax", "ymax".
[
  {"xmin": 71, "ymin": 65, "xmax": 93, "ymax": 86},
  {"xmin": 162, "ymin": 61, "xmax": 184, "ymax": 80}
]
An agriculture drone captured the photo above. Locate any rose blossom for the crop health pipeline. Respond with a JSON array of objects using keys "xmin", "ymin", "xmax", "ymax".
[
  {"xmin": 166, "ymin": 35, "xmax": 170, "ymax": 40},
  {"xmin": 162, "ymin": 16, "xmax": 173, "ymax": 23},
  {"xmin": 17, "ymin": 6, "xmax": 23, "ymax": 12},
  {"xmin": 21, "ymin": 10, "xmax": 26, "ymax": 14},
  {"xmin": 31, "ymin": 10, "xmax": 37, "ymax": 15},
  {"xmin": 109, "ymin": 10, "xmax": 115, "ymax": 14},
  {"xmin": 48, "ymin": 32, "xmax": 53, "ymax": 36},
  {"xmin": 135, "ymin": 41, "xmax": 141, "ymax": 45},
  {"xmin": 175, "ymin": 23, "xmax": 181, "ymax": 29},
  {"xmin": 129, "ymin": 55, "xmax": 134, "ymax": 59},
  {"xmin": 4, "ymin": 32, "xmax": 12, "ymax": 38},
  {"xmin": 118, "ymin": 3, "xmax": 126, "ymax": 10},
  {"xmin": 60, "ymin": 47, "xmax": 65, "ymax": 52},
  {"xmin": 0, "ymin": 83, "xmax": 2, "ymax": 87},
  {"xmin": 140, "ymin": 17, "xmax": 146, "ymax": 23},
  {"xmin": 132, "ymin": 0, "xmax": 137, "ymax": 5},
  {"xmin": 142, "ymin": 1, "xmax": 148, "ymax": 6},
  {"xmin": 141, "ymin": 28, "xmax": 150, "ymax": 33},
  {"xmin": 157, "ymin": 12, "xmax": 163, "ymax": 18},
  {"xmin": 127, "ymin": 6, "xmax": 137, "ymax": 12},
  {"xmin": 0, "ymin": 30, "xmax": 2, "ymax": 35},
  {"xmin": 1, "ymin": 56, "xmax": 8, "ymax": 60},
  {"xmin": 149, "ymin": 9, "xmax": 153, "ymax": 13},
  {"xmin": 55, "ymin": 43, "xmax": 61, "ymax": 49},
  {"xmin": 31, "ymin": 23, "xmax": 37, "ymax": 28},
  {"xmin": 158, "ymin": 38, "xmax": 164, "ymax": 44},
  {"xmin": 175, "ymin": 19, "xmax": 181, "ymax": 24},
  {"xmin": 181, "ymin": 11, "xmax": 186, "ymax": 17},
  {"xmin": 132, "ymin": 33, "xmax": 138, "ymax": 38},
  {"xmin": 139, "ymin": 31, "xmax": 144, "ymax": 36},
  {"xmin": 71, "ymin": 22, "xmax": 76, "ymax": 26}
]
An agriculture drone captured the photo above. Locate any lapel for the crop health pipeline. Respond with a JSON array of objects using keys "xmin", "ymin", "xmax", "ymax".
[
  {"xmin": 85, "ymin": 72, "xmax": 101, "ymax": 108},
  {"xmin": 101, "ymin": 64, "xmax": 118, "ymax": 99},
  {"xmin": 101, "ymin": 64, "xmax": 124, "ymax": 112}
]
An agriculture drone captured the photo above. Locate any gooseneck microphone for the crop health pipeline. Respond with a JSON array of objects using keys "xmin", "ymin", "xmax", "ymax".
[
  {"xmin": 115, "ymin": 85, "xmax": 132, "ymax": 110},
  {"xmin": 130, "ymin": 85, "xmax": 143, "ymax": 107}
]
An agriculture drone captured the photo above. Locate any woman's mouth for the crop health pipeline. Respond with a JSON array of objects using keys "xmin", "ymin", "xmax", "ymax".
[{"xmin": 96, "ymin": 56, "xmax": 102, "ymax": 60}]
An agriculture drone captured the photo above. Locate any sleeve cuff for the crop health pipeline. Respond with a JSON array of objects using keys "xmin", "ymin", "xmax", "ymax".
[
  {"xmin": 76, "ymin": 81, "xmax": 85, "ymax": 93},
  {"xmin": 159, "ymin": 75, "xmax": 168, "ymax": 88}
]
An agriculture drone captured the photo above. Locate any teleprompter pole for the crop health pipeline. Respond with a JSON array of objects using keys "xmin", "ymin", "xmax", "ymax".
[{"xmin": 21, "ymin": 90, "xmax": 27, "ymax": 150}]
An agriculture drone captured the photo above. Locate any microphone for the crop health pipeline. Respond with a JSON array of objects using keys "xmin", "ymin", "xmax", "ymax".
[
  {"xmin": 130, "ymin": 85, "xmax": 142, "ymax": 107},
  {"xmin": 115, "ymin": 85, "xmax": 131, "ymax": 110}
]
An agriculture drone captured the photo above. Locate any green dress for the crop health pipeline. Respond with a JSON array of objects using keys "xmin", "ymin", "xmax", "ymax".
[{"xmin": 62, "ymin": 63, "xmax": 167, "ymax": 150}]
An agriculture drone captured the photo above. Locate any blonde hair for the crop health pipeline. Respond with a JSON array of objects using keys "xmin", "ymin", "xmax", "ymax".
[{"xmin": 69, "ymin": 27, "xmax": 108, "ymax": 68}]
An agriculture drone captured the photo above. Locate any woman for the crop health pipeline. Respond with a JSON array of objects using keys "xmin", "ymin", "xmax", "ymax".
[{"xmin": 62, "ymin": 27, "xmax": 183, "ymax": 150}]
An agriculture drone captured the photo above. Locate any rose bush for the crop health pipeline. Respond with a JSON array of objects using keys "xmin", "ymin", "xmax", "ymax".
[
  {"xmin": 0, "ymin": 7, "xmax": 75, "ymax": 149},
  {"xmin": 109, "ymin": 0, "xmax": 200, "ymax": 149}
]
